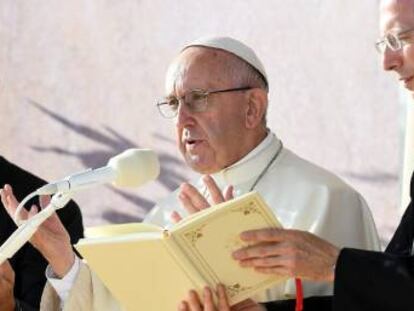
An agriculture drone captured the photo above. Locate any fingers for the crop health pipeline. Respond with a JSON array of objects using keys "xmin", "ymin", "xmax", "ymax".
[
  {"xmin": 171, "ymin": 211, "xmax": 183, "ymax": 224},
  {"xmin": 1, "ymin": 185, "xmax": 26, "ymax": 220},
  {"xmin": 232, "ymin": 298, "xmax": 259, "ymax": 310},
  {"xmin": 216, "ymin": 284, "xmax": 230, "ymax": 311},
  {"xmin": 239, "ymin": 254, "xmax": 281, "ymax": 268},
  {"xmin": 202, "ymin": 175, "xmax": 224, "ymax": 204},
  {"xmin": 202, "ymin": 287, "xmax": 216, "ymax": 311},
  {"xmin": 178, "ymin": 301, "xmax": 189, "ymax": 311},
  {"xmin": 254, "ymin": 266, "xmax": 290, "ymax": 275},
  {"xmin": 179, "ymin": 183, "xmax": 209, "ymax": 214},
  {"xmin": 223, "ymin": 185, "xmax": 234, "ymax": 201},
  {"xmin": 179, "ymin": 176, "xmax": 235, "ymax": 217},
  {"xmin": 178, "ymin": 286, "xmax": 229, "ymax": 311},
  {"xmin": 239, "ymin": 228, "xmax": 290, "ymax": 243},
  {"xmin": 0, "ymin": 260, "xmax": 15, "ymax": 283},
  {"xmin": 28, "ymin": 205, "xmax": 39, "ymax": 217},
  {"xmin": 233, "ymin": 241, "xmax": 284, "ymax": 261},
  {"xmin": 39, "ymin": 195, "xmax": 51, "ymax": 209},
  {"xmin": 186, "ymin": 289, "xmax": 203, "ymax": 311}
]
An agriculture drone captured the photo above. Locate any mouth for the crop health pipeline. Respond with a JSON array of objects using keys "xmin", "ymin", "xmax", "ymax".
[
  {"xmin": 184, "ymin": 139, "xmax": 204, "ymax": 149},
  {"xmin": 400, "ymin": 75, "xmax": 414, "ymax": 86}
]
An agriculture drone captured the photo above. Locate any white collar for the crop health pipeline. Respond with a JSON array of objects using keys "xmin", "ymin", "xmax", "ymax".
[{"xmin": 209, "ymin": 132, "xmax": 282, "ymax": 187}]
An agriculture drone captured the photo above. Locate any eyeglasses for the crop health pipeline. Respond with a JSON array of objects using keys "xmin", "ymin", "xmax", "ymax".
[
  {"xmin": 156, "ymin": 86, "xmax": 252, "ymax": 119},
  {"xmin": 375, "ymin": 28, "xmax": 414, "ymax": 54}
]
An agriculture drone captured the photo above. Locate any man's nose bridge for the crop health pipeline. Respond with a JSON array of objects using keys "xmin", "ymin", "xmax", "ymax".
[
  {"xmin": 176, "ymin": 98, "xmax": 193, "ymax": 125},
  {"xmin": 383, "ymin": 47, "xmax": 402, "ymax": 70}
]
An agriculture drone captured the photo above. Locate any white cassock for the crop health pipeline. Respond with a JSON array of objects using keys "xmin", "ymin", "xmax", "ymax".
[
  {"xmin": 144, "ymin": 132, "xmax": 380, "ymax": 301},
  {"xmin": 40, "ymin": 132, "xmax": 380, "ymax": 310}
]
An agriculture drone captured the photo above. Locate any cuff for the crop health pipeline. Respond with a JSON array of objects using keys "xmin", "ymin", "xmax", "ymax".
[{"xmin": 45, "ymin": 255, "xmax": 81, "ymax": 304}]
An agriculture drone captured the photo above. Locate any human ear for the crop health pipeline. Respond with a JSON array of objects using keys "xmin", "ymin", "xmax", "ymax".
[{"xmin": 245, "ymin": 89, "xmax": 268, "ymax": 129}]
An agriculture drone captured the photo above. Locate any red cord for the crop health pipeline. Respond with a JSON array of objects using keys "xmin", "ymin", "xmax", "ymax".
[{"xmin": 295, "ymin": 278, "xmax": 304, "ymax": 311}]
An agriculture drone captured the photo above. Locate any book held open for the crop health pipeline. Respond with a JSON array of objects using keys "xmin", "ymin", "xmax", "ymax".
[{"xmin": 75, "ymin": 191, "xmax": 286, "ymax": 311}]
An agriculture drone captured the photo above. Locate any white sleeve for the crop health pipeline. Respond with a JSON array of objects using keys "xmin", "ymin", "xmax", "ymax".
[{"xmin": 45, "ymin": 255, "xmax": 81, "ymax": 307}]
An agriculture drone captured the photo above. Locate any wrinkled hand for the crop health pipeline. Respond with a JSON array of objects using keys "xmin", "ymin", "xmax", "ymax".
[
  {"xmin": 0, "ymin": 260, "xmax": 15, "ymax": 311},
  {"xmin": 232, "ymin": 228, "xmax": 340, "ymax": 282},
  {"xmin": 178, "ymin": 284, "xmax": 265, "ymax": 311},
  {"xmin": 171, "ymin": 175, "xmax": 234, "ymax": 223},
  {"xmin": 0, "ymin": 184, "xmax": 75, "ymax": 278}
]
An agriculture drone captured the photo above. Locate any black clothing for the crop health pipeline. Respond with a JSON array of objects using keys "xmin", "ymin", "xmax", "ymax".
[{"xmin": 332, "ymin": 173, "xmax": 414, "ymax": 311}]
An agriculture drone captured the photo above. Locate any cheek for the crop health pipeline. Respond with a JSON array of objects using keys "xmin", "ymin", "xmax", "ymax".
[
  {"xmin": 406, "ymin": 46, "xmax": 414, "ymax": 65},
  {"xmin": 204, "ymin": 118, "xmax": 243, "ymax": 150},
  {"xmin": 175, "ymin": 128, "xmax": 184, "ymax": 151}
]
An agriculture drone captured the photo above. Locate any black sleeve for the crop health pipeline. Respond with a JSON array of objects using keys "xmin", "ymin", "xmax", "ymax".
[
  {"xmin": 263, "ymin": 296, "xmax": 332, "ymax": 311},
  {"xmin": 333, "ymin": 248, "xmax": 414, "ymax": 311},
  {"xmin": 14, "ymin": 299, "xmax": 37, "ymax": 311},
  {"xmin": 0, "ymin": 157, "xmax": 84, "ymax": 309}
]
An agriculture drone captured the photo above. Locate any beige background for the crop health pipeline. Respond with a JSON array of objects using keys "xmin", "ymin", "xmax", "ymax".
[{"xmin": 0, "ymin": 1, "xmax": 405, "ymax": 247}]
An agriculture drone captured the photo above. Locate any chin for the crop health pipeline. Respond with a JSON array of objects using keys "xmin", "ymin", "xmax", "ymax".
[{"xmin": 185, "ymin": 156, "xmax": 218, "ymax": 174}]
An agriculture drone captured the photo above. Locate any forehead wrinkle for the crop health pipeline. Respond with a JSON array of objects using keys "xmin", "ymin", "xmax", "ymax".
[
  {"xmin": 165, "ymin": 59, "xmax": 187, "ymax": 95},
  {"xmin": 381, "ymin": 0, "xmax": 414, "ymax": 19},
  {"xmin": 380, "ymin": 0, "xmax": 414, "ymax": 34},
  {"xmin": 165, "ymin": 47, "xmax": 234, "ymax": 95}
]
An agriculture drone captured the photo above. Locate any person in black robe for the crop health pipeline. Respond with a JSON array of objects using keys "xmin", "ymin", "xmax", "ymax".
[{"xmin": 0, "ymin": 156, "xmax": 84, "ymax": 310}]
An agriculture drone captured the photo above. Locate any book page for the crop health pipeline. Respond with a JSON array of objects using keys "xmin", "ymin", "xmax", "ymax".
[
  {"xmin": 76, "ymin": 230, "xmax": 199, "ymax": 310},
  {"xmin": 84, "ymin": 222, "xmax": 162, "ymax": 238},
  {"xmin": 171, "ymin": 191, "xmax": 287, "ymax": 305}
]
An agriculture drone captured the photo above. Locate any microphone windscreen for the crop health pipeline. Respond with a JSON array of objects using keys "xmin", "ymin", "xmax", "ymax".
[{"xmin": 108, "ymin": 149, "xmax": 160, "ymax": 188}]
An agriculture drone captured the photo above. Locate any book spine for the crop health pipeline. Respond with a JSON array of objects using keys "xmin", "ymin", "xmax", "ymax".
[{"xmin": 162, "ymin": 230, "xmax": 209, "ymax": 291}]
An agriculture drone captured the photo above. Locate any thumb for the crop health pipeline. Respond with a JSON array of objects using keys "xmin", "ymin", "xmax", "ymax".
[{"xmin": 170, "ymin": 211, "xmax": 182, "ymax": 224}]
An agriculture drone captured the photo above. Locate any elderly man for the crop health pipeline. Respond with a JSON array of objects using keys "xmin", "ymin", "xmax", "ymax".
[
  {"xmin": 185, "ymin": 1, "xmax": 414, "ymax": 311},
  {"xmin": 1, "ymin": 37, "xmax": 379, "ymax": 311},
  {"xmin": 147, "ymin": 37, "xmax": 379, "ymax": 306}
]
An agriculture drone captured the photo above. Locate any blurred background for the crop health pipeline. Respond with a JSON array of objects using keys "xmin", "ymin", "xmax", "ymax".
[{"xmin": 0, "ymin": 0, "xmax": 409, "ymax": 247}]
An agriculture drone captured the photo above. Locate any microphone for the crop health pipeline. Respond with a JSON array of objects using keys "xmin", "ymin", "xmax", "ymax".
[
  {"xmin": 35, "ymin": 149, "xmax": 160, "ymax": 195},
  {"xmin": 1, "ymin": 149, "xmax": 160, "ymax": 263},
  {"xmin": 13, "ymin": 148, "xmax": 159, "ymax": 225}
]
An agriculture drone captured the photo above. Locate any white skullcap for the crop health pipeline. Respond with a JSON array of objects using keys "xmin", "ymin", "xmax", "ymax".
[{"xmin": 182, "ymin": 36, "xmax": 268, "ymax": 87}]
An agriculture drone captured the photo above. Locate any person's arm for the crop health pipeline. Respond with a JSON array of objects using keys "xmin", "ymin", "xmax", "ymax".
[
  {"xmin": 14, "ymin": 299, "xmax": 38, "ymax": 311},
  {"xmin": 1, "ymin": 186, "xmax": 122, "ymax": 311},
  {"xmin": 0, "ymin": 260, "xmax": 15, "ymax": 311},
  {"xmin": 0, "ymin": 157, "xmax": 84, "ymax": 308},
  {"xmin": 0, "ymin": 186, "xmax": 76, "ymax": 287}
]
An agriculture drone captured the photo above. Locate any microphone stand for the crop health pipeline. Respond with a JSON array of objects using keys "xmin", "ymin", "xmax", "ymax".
[{"xmin": 0, "ymin": 191, "xmax": 72, "ymax": 265}]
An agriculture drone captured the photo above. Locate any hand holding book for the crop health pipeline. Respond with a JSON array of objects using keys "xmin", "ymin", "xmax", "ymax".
[
  {"xmin": 178, "ymin": 284, "xmax": 265, "ymax": 311},
  {"xmin": 77, "ymin": 191, "xmax": 283, "ymax": 310}
]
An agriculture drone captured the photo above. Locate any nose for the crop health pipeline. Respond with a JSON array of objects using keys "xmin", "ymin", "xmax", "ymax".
[
  {"xmin": 382, "ymin": 47, "xmax": 403, "ymax": 72},
  {"xmin": 175, "ymin": 100, "xmax": 195, "ymax": 127}
]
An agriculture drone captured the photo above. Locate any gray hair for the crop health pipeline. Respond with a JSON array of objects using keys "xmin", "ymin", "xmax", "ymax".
[
  {"xmin": 223, "ymin": 53, "xmax": 269, "ymax": 126},
  {"xmin": 223, "ymin": 54, "xmax": 269, "ymax": 93}
]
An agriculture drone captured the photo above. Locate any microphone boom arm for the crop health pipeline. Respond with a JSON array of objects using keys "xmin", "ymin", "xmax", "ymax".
[{"xmin": 0, "ymin": 191, "xmax": 72, "ymax": 265}]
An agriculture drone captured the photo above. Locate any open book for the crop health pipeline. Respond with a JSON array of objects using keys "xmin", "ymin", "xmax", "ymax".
[{"xmin": 75, "ymin": 191, "xmax": 285, "ymax": 311}]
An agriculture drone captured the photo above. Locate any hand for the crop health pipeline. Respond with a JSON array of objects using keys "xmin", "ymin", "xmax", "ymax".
[
  {"xmin": 171, "ymin": 175, "xmax": 234, "ymax": 223},
  {"xmin": 178, "ymin": 284, "xmax": 265, "ymax": 311},
  {"xmin": 0, "ymin": 260, "xmax": 15, "ymax": 311},
  {"xmin": 232, "ymin": 228, "xmax": 340, "ymax": 282},
  {"xmin": 0, "ymin": 184, "xmax": 75, "ymax": 278}
]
